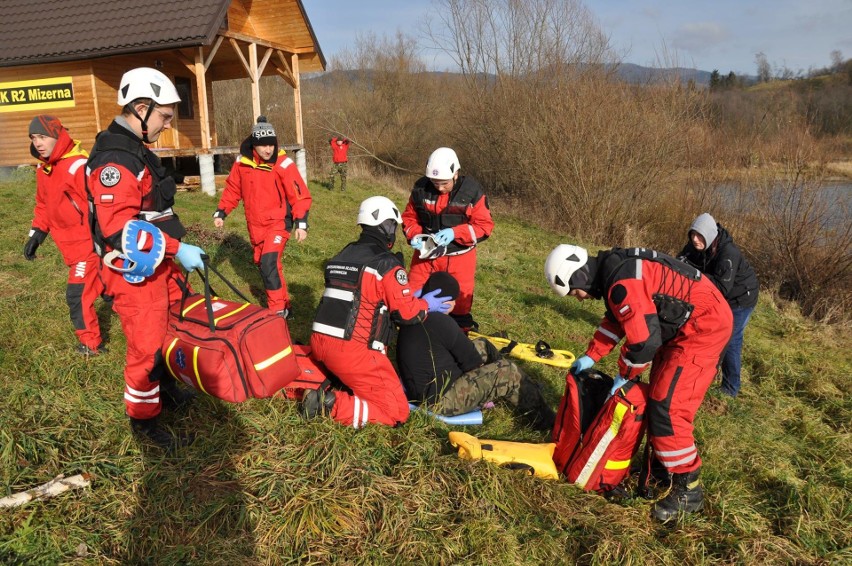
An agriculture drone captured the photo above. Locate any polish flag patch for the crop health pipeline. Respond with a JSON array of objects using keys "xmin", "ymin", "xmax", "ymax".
[
  {"xmin": 100, "ymin": 194, "xmax": 114, "ymax": 203},
  {"xmin": 619, "ymin": 304, "xmax": 632, "ymax": 316}
]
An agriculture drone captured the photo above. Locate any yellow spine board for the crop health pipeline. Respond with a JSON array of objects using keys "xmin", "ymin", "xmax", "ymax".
[{"xmin": 449, "ymin": 432, "xmax": 559, "ymax": 480}]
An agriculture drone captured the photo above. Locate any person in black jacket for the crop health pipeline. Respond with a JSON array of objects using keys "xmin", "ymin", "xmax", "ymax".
[
  {"xmin": 679, "ymin": 213, "xmax": 759, "ymax": 397},
  {"xmin": 396, "ymin": 271, "xmax": 554, "ymax": 430}
]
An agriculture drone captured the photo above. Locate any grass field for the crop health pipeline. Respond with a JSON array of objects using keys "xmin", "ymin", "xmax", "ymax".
[{"xmin": 0, "ymin": 169, "xmax": 849, "ymax": 565}]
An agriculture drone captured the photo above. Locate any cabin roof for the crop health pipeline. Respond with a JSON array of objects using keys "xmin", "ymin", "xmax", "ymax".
[{"xmin": 0, "ymin": 0, "xmax": 232, "ymax": 67}]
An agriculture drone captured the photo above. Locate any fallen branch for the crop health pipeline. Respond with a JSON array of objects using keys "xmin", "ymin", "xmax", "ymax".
[{"xmin": 0, "ymin": 473, "xmax": 92, "ymax": 509}]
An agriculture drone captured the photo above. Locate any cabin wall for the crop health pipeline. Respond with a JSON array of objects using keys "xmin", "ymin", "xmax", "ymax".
[
  {"xmin": 0, "ymin": 53, "xmax": 217, "ymax": 168},
  {"xmin": 0, "ymin": 61, "xmax": 98, "ymax": 167}
]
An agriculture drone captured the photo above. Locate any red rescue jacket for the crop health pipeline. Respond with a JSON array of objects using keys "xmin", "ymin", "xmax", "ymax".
[
  {"xmin": 30, "ymin": 130, "xmax": 95, "ymax": 265},
  {"xmin": 584, "ymin": 248, "xmax": 728, "ymax": 380},
  {"xmin": 402, "ymin": 175, "xmax": 494, "ymax": 255},
  {"xmin": 330, "ymin": 137, "xmax": 350, "ymax": 163},
  {"xmin": 218, "ymin": 140, "xmax": 312, "ymax": 245}
]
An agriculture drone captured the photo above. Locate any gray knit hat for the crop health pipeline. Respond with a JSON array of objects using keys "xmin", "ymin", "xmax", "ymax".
[
  {"xmin": 251, "ymin": 115, "xmax": 276, "ymax": 146},
  {"xmin": 689, "ymin": 213, "xmax": 718, "ymax": 246},
  {"xmin": 29, "ymin": 115, "xmax": 64, "ymax": 138}
]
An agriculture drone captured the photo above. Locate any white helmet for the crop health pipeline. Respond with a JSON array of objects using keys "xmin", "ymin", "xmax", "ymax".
[
  {"xmin": 545, "ymin": 244, "xmax": 589, "ymax": 297},
  {"xmin": 357, "ymin": 196, "xmax": 402, "ymax": 226},
  {"xmin": 425, "ymin": 147, "xmax": 460, "ymax": 180},
  {"xmin": 117, "ymin": 67, "xmax": 181, "ymax": 106}
]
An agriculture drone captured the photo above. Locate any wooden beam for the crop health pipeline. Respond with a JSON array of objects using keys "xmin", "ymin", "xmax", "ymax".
[
  {"xmin": 249, "ymin": 42, "xmax": 261, "ymax": 120},
  {"xmin": 292, "ymin": 54, "xmax": 303, "ymax": 145},
  {"xmin": 204, "ymin": 36, "xmax": 224, "ymax": 70},
  {"xmin": 229, "ymin": 38, "xmax": 254, "ymax": 80},
  {"xmin": 220, "ymin": 29, "xmax": 313, "ymax": 55},
  {"xmin": 174, "ymin": 50, "xmax": 194, "ymax": 73},
  {"xmin": 274, "ymin": 51, "xmax": 296, "ymax": 88},
  {"xmin": 88, "ymin": 61, "xmax": 101, "ymax": 132},
  {"xmin": 257, "ymin": 47, "xmax": 274, "ymax": 78},
  {"xmin": 194, "ymin": 47, "xmax": 211, "ymax": 151}
]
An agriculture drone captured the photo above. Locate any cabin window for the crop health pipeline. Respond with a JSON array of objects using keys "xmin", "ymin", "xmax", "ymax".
[{"xmin": 174, "ymin": 76, "xmax": 194, "ymax": 119}]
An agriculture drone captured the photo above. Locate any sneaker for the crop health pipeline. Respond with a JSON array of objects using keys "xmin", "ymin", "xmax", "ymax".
[
  {"xmin": 301, "ymin": 384, "xmax": 336, "ymax": 419},
  {"xmin": 129, "ymin": 417, "xmax": 195, "ymax": 451},
  {"xmin": 76, "ymin": 342, "xmax": 108, "ymax": 356}
]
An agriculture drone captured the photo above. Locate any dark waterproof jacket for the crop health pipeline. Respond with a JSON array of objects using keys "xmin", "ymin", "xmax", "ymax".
[
  {"xmin": 396, "ymin": 313, "xmax": 482, "ymax": 404},
  {"xmin": 679, "ymin": 225, "xmax": 758, "ymax": 309}
]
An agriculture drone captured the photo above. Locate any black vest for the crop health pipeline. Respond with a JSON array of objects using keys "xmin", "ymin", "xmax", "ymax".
[
  {"xmin": 410, "ymin": 176, "xmax": 486, "ymax": 254},
  {"xmin": 86, "ymin": 124, "xmax": 185, "ymax": 254},
  {"xmin": 597, "ymin": 248, "xmax": 702, "ymax": 343}
]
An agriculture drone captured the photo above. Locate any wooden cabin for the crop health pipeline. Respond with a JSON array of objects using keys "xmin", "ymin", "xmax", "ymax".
[{"xmin": 0, "ymin": 0, "xmax": 325, "ymax": 192}]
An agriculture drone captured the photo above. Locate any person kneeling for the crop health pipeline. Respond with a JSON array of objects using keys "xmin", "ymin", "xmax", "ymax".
[{"xmin": 397, "ymin": 272, "xmax": 555, "ymax": 431}]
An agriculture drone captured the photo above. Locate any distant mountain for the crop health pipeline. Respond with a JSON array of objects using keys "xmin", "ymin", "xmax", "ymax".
[
  {"xmin": 304, "ymin": 64, "xmax": 742, "ymax": 88},
  {"xmin": 614, "ymin": 63, "xmax": 714, "ymax": 85}
]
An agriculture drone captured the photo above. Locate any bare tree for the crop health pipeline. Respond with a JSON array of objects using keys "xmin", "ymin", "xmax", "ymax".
[
  {"xmin": 755, "ymin": 52, "xmax": 772, "ymax": 83},
  {"xmin": 830, "ymin": 49, "xmax": 844, "ymax": 73}
]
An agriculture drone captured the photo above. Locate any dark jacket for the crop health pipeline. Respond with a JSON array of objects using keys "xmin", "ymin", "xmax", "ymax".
[
  {"xmin": 396, "ymin": 313, "xmax": 482, "ymax": 404},
  {"xmin": 679, "ymin": 225, "xmax": 758, "ymax": 309}
]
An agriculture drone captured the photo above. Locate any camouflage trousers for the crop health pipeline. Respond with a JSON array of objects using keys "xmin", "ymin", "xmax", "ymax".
[
  {"xmin": 329, "ymin": 162, "xmax": 348, "ymax": 191},
  {"xmin": 434, "ymin": 338, "xmax": 529, "ymax": 416}
]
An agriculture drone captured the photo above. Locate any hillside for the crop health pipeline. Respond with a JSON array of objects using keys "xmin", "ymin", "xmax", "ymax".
[
  {"xmin": 0, "ymin": 170, "xmax": 849, "ymax": 564},
  {"xmin": 303, "ymin": 63, "xmax": 724, "ymax": 88}
]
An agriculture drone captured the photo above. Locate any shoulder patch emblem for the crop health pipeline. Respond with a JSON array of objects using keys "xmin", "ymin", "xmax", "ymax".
[
  {"xmin": 395, "ymin": 269, "xmax": 409, "ymax": 286},
  {"xmin": 99, "ymin": 166, "xmax": 121, "ymax": 187}
]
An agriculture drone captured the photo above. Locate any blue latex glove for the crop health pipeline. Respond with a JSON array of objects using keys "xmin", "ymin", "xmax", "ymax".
[
  {"xmin": 422, "ymin": 288, "xmax": 452, "ymax": 314},
  {"xmin": 175, "ymin": 243, "xmax": 206, "ymax": 272},
  {"xmin": 411, "ymin": 238, "xmax": 424, "ymax": 250},
  {"xmin": 570, "ymin": 355, "xmax": 595, "ymax": 375},
  {"xmin": 433, "ymin": 228, "xmax": 455, "ymax": 247},
  {"xmin": 413, "ymin": 288, "xmax": 423, "ymax": 298},
  {"xmin": 609, "ymin": 375, "xmax": 629, "ymax": 397}
]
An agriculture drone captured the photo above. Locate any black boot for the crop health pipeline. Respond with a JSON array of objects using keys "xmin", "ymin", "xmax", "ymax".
[
  {"xmin": 130, "ymin": 417, "xmax": 194, "ymax": 451},
  {"xmin": 301, "ymin": 381, "xmax": 337, "ymax": 419},
  {"xmin": 650, "ymin": 455, "xmax": 671, "ymax": 489},
  {"xmin": 160, "ymin": 375, "xmax": 197, "ymax": 411},
  {"xmin": 651, "ymin": 468, "xmax": 704, "ymax": 522}
]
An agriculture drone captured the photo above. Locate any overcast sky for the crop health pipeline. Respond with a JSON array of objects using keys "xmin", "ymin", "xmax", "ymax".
[{"xmin": 305, "ymin": 0, "xmax": 852, "ymax": 76}]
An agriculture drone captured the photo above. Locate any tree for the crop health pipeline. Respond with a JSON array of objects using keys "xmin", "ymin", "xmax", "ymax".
[
  {"xmin": 830, "ymin": 49, "xmax": 844, "ymax": 73},
  {"xmin": 709, "ymin": 69, "xmax": 721, "ymax": 90},
  {"xmin": 755, "ymin": 52, "xmax": 771, "ymax": 83}
]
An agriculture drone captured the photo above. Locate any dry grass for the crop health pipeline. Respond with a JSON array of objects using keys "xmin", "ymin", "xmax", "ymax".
[{"xmin": 1, "ymin": 171, "xmax": 850, "ymax": 564}]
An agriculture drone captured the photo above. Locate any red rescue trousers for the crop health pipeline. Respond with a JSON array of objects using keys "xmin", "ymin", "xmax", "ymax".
[
  {"xmin": 408, "ymin": 249, "xmax": 477, "ymax": 322},
  {"xmin": 254, "ymin": 229, "xmax": 290, "ymax": 312},
  {"xmin": 103, "ymin": 259, "xmax": 182, "ymax": 420},
  {"xmin": 65, "ymin": 253, "xmax": 105, "ymax": 350},
  {"xmin": 310, "ymin": 333, "xmax": 410, "ymax": 428},
  {"xmin": 647, "ymin": 289, "xmax": 733, "ymax": 474}
]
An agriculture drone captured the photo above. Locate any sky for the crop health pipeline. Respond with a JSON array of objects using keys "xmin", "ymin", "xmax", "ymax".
[{"xmin": 305, "ymin": 0, "xmax": 852, "ymax": 76}]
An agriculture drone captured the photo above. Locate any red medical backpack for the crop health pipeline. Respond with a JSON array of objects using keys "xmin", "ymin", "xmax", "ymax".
[{"xmin": 551, "ymin": 369, "xmax": 649, "ymax": 493}]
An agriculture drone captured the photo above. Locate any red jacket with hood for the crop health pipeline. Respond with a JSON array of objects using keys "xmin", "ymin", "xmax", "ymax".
[
  {"xmin": 30, "ymin": 129, "xmax": 95, "ymax": 264},
  {"xmin": 218, "ymin": 138, "xmax": 312, "ymax": 245}
]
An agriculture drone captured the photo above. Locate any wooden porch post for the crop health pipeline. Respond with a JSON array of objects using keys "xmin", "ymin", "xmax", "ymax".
[
  {"xmin": 291, "ymin": 53, "xmax": 303, "ymax": 145},
  {"xmin": 249, "ymin": 42, "xmax": 261, "ymax": 120}
]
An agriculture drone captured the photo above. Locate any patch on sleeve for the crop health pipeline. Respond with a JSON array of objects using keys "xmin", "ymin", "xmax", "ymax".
[
  {"xmin": 395, "ymin": 269, "xmax": 409, "ymax": 286},
  {"xmin": 100, "ymin": 194, "xmax": 114, "ymax": 203},
  {"xmin": 99, "ymin": 166, "xmax": 121, "ymax": 187},
  {"xmin": 610, "ymin": 283, "xmax": 627, "ymax": 304},
  {"xmin": 618, "ymin": 303, "xmax": 632, "ymax": 318}
]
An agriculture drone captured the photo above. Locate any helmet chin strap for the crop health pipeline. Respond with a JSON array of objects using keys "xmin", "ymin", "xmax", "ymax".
[{"xmin": 129, "ymin": 104, "xmax": 156, "ymax": 143}]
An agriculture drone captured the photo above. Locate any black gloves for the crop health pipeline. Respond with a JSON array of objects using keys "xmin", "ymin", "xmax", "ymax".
[
  {"xmin": 212, "ymin": 209, "xmax": 227, "ymax": 220},
  {"xmin": 23, "ymin": 228, "xmax": 48, "ymax": 260}
]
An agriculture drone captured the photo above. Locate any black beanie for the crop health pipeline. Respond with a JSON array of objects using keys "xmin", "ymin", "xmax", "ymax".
[
  {"xmin": 251, "ymin": 115, "xmax": 277, "ymax": 146},
  {"xmin": 422, "ymin": 271, "xmax": 460, "ymax": 300}
]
